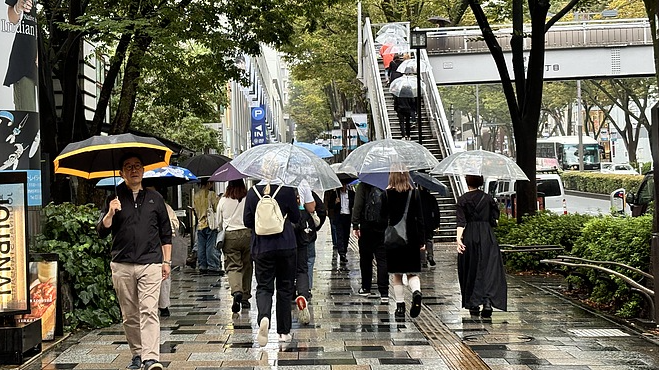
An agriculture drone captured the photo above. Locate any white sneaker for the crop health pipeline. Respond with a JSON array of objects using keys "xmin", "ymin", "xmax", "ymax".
[
  {"xmin": 296, "ymin": 296, "xmax": 310, "ymax": 325},
  {"xmin": 380, "ymin": 296, "xmax": 389, "ymax": 304},
  {"xmin": 257, "ymin": 317, "xmax": 269, "ymax": 347},
  {"xmin": 278, "ymin": 333, "xmax": 292, "ymax": 342}
]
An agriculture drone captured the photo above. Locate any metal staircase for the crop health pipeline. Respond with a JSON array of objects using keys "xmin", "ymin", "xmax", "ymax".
[{"xmin": 361, "ymin": 19, "xmax": 465, "ymax": 242}]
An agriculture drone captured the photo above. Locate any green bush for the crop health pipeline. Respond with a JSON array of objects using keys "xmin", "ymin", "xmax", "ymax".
[
  {"xmin": 561, "ymin": 171, "xmax": 644, "ymax": 195},
  {"xmin": 31, "ymin": 202, "xmax": 120, "ymax": 329},
  {"xmin": 495, "ymin": 212, "xmax": 593, "ymax": 271}
]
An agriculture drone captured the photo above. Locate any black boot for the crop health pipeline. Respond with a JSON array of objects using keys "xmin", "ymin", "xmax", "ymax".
[
  {"xmin": 395, "ymin": 302, "xmax": 406, "ymax": 317},
  {"xmin": 410, "ymin": 290, "xmax": 422, "ymax": 318},
  {"xmin": 481, "ymin": 298, "xmax": 493, "ymax": 318}
]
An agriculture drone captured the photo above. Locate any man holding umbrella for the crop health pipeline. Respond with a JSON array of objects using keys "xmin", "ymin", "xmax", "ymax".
[{"xmin": 97, "ymin": 153, "xmax": 172, "ymax": 370}]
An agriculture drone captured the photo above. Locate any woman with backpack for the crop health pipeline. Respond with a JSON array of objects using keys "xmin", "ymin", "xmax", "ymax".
[
  {"xmin": 384, "ymin": 169, "xmax": 425, "ymax": 318},
  {"xmin": 243, "ymin": 181, "xmax": 300, "ymax": 346},
  {"xmin": 216, "ymin": 179, "xmax": 252, "ymax": 314}
]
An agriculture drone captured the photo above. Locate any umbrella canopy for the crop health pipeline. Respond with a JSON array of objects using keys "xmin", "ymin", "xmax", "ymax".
[
  {"xmin": 396, "ymin": 58, "xmax": 431, "ymax": 74},
  {"xmin": 330, "ymin": 163, "xmax": 358, "ymax": 181},
  {"xmin": 95, "ymin": 165, "xmax": 199, "ymax": 189},
  {"xmin": 293, "ymin": 141, "xmax": 333, "ymax": 159},
  {"xmin": 209, "ymin": 162, "xmax": 247, "ymax": 182},
  {"xmin": 339, "ymin": 138, "xmax": 439, "ymax": 174},
  {"xmin": 53, "ymin": 133, "xmax": 173, "ymax": 179},
  {"xmin": 230, "ymin": 143, "xmax": 341, "ymax": 191},
  {"xmin": 430, "ymin": 150, "xmax": 529, "ymax": 181},
  {"xmin": 181, "ymin": 153, "xmax": 231, "ymax": 178},
  {"xmin": 389, "ymin": 75, "xmax": 424, "ymax": 98},
  {"xmin": 376, "ymin": 23, "xmax": 407, "ymax": 38},
  {"xmin": 411, "ymin": 172, "xmax": 449, "ymax": 195}
]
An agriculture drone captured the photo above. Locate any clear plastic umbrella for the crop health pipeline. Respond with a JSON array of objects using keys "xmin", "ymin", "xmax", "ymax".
[
  {"xmin": 339, "ymin": 138, "xmax": 439, "ymax": 174},
  {"xmin": 230, "ymin": 143, "xmax": 341, "ymax": 191},
  {"xmin": 396, "ymin": 58, "xmax": 431, "ymax": 74},
  {"xmin": 389, "ymin": 75, "xmax": 424, "ymax": 97},
  {"xmin": 430, "ymin": 150, "xmax": 529, "ymax": 180},
  {"xmin": 376, "ymin": 24, "xmax": 408, "ymax": 38},
  {"xmin": 375, "ymin": 32, "xmax": 407, "ymax": 46}
]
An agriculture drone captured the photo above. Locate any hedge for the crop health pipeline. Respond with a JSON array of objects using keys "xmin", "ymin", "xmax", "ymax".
[{"xmin": 561, "ymin": 171, "xmax": 644, "ymax": 195}]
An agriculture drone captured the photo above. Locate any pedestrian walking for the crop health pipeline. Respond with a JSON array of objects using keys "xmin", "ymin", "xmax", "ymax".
[
  {"xmin": 244, "ymin": 182, "xmax": 300, "ymax": 346},
  {"xmin": 418, "ymin": 186, "xmax": 440, "ymax": 267},
  {"xmin": 352, "ymin": 183, "xmax": 389, "ymax": 303},
  {"xmin": 216, "ymin": 179, "xmax": 252, "ymax": 313},
  {"xmin": 292, "ymin": 180, "xmax": 317, "ymax": 325},
  {"xmin": 384, "ymin": 169, "xmax": 425, "ymax": 318},
  {"xmin": 151, "ymin": 186, "xmax": 179, "ymax": 318},
  {"xmin": 326, "ymin": 181, "xmax": 355, "ymax": 265},
  {"xmin": 456, "ymin": 175, "xmax": 507, "ymax": 318},
  {"xmin": 193, "ymin": 180, "xmax": 223, "ymax": 275},
  {"xmin": 97, "ymin": 153, "xmax": 172, "ymax": 370}
]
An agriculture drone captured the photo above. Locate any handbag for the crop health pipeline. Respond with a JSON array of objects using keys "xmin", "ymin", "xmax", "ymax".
[
  {"xmin": 384, "ymin": 191, "xmax": 412, "ymax": 249},
  {"xmin": 215, "ymin": 199, "xmax": 241, "ymax": 250}
]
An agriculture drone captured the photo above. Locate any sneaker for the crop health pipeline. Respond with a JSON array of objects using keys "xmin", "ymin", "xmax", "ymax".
[
  {"xmin": 296, "ymin": 296, "xmax": 310, "ymax": 325},
  {"xmin": 380, "ymin": 296, "xmax": 389, "ymax": 304},
  {"xmin": 158, "ymin": 307, "xmax": 170, "ymax": 317},
  {"xmin": 126, "ymin": 355, "xmax": 141, "ymax": 369},
  {"xmin": 232, "ymin": 292, "xmax": 243, "ymax": 313},
  {"xmin": 428, "ymin": 257, "xmax": 436, "ymax": 267},
  {"xmin": 257, "ymin": 317, "xmax": 269, "ymax": 346},
  {"xmin": 357, "ymin": 288, "xmax": 371, "ymax": 296},
  {"xmin": 241, "ymin": 300, "xmax": 251, "ymax": 309},
  {"xmin": 278, "ymin": 333, "xmax": 292, "ymax": 342},
  {"xmin": 142, "ymin": 360, "xmax": 163, "ymax": 370},
  {"xmin": 410, "ymin": 290, "xmax": 423, "ymax": 318}
]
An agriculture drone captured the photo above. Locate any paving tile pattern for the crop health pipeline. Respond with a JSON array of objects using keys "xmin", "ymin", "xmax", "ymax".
[{"xmin": 5, "ymin": 225, "xmax": 659, "ymax": 369}]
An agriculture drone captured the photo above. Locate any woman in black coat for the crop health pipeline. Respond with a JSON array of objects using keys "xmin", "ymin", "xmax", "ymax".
[
  {"xmin": 384, "ymin": 170, "xmax": 425, "ymax": 318},
  {"xmin": 456, "ymin": 175, "xmax": 507, "ymax": 318}
]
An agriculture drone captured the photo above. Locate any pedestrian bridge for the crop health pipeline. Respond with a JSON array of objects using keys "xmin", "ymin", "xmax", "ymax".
[{"xmin": 423, "ymin": 18, "xmax": 654, "ymax": 85}]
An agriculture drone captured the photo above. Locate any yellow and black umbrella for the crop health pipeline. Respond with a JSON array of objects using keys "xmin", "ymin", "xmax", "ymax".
[{"xmin": 53, "ymin": 133, "xmax": 173, "ymax": 179}]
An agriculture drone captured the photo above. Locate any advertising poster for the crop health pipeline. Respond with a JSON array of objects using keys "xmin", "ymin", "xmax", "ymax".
[
  {"xmin": 0, "ymin": 171, "xmax": 29, "ymax": 315},
  {"xmin": 15, "ymin": 255, "xmax": 58, "ymax": 340},
  {"xmin": 352, "ymin": 113, "xmax": 369, "ymax": 143},
  {"xmin": 1, "ymin": 0, "xmax": 41, "ymax": 206}
]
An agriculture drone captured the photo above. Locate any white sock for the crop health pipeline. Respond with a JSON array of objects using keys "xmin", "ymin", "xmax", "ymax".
[
  {"xmin": 408, "ymin": 275, "xmax": 421, "ymax": 293},
  {"xmin": 393, "ymin": 284, "xmax": 405, "ymax": 303}
]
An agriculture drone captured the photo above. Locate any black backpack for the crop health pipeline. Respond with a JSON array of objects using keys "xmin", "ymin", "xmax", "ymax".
[
  {"xmin": 312, "ymin": 191, "xmax": 327, "ymax": 230},
  {"xmin": 294, "ymin": 210, "xmax": 317, "ymax": 246},
  {"xmin": 363, "ymin": 186, "xmax": 387, "ymax": 225}
]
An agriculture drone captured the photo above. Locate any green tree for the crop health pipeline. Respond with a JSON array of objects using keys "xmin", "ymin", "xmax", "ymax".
[{"xmin": 289, "ymin": 80, "xmax": 332, "ymax": 143}]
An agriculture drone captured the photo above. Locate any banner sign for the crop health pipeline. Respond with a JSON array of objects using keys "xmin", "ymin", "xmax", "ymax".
[
  {"xmin": 1, "ymin": 2, "xmax": 42, "ymax": 206},
  {"xmin": 16, "ymin": 254, "xmax": 58, "ymax": 340},
  {"xmin": 331, "ymin": 129, "xmax": 342, "ymax": 151},
  {"xmin": 351, "ymin": 114, "xmax": 369, "ymax": 142},
  {"xmin": 250, "ymin": 106, "xmax": 268, "ymax": 146},
  {"xmin": 0, "ymin": 171, "xmax": 29, "ymax": 315}
]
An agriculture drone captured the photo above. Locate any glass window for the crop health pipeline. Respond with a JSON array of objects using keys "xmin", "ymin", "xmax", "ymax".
[{"xmin": 537, "ymin": 179, "xmax": 561, "ymax": 197}]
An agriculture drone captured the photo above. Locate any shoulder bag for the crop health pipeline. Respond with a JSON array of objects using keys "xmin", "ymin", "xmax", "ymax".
[
  {"xmin": 383, "ymin": 191, "xmax": 412, "ymax": 250},
  {"xmin": 216, "ymin": 199, "xmax": 241, "ymax": 250}
]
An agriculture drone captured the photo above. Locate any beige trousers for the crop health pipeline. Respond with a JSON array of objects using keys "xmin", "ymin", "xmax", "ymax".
[
  {"xmin": 111, "ymin": 262, "xmax": 162, "ymax": 361},
  {"xmin": 222, "ymin": 229, "xmax": 253, "ymax": 298}
]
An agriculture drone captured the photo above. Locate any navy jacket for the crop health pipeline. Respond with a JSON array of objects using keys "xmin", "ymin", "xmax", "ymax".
[
  {"xmin": 243, "ymin": 184, "xmax": 300, "ymax": 256},
  {"xmin": 97, "ymin": 183, "xmax": 172, "ymax": 264}
]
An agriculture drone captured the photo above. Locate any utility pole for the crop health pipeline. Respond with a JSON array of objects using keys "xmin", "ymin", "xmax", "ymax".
[{"xmin": 577, "ymin": 80, "xmax": 584, "ymax": 171}]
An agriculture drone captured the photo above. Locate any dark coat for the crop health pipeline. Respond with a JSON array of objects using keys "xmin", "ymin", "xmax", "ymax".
[
  {"xmin": 384, "ymin": 188, "xmax": 425, "ymax": 273},
  {"xmin": 419, "ymin": 188, "xmax": 440, "ymax": 236},
  {"xmin": 243, "ymin": 184, "xmax": 300, "ymax": 256},
  {"xmin": 325, "ymin": 187, "xmax": 355, "ymax": 219},
  {"xmin": 97, "ymin": 183, "xmax": 172, "ymax": 264}
]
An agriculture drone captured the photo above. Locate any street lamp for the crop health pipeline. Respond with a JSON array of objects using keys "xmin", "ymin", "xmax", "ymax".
[{"xmin": 411, "ymin": 29, "xmax": 427, "ymax": 145}]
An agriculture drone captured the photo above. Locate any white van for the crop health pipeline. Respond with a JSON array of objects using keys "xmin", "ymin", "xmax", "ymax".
[{"xmin": 486, "ymin": 173, "xmax": 567, "ymax": 214}]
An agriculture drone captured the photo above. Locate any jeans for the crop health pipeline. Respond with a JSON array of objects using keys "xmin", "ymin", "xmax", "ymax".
[
  {"xmin": 307, "ymin": 241, "xmax": 316, "ymax": 290},
  {"xmin": 330, "ymin": 222, "xmax": 337, "ymax": 249},
  {"xmin": 196, "ymin": 227, "xmax": 220, "ymax": 271},
  {"xmin": 253, "ymin": 248, "xmax": 296, "ymax": 335}
]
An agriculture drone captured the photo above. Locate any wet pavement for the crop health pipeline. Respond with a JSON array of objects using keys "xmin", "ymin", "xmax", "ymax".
[{"xmin": 7, "ymin": 225, "xmax": 659, "ymax": 369}]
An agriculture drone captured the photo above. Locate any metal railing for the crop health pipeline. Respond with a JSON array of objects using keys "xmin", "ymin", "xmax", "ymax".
[
  {"xmin": 362, "ymin": 18, "xmax": 391, "ymax": 140},
  {"xmin": 419, "ymin": 49, "xmax": 467, "ymax": 198}
]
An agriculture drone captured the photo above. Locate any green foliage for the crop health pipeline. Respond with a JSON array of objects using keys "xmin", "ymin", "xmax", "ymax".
[
  {"xmin": 31, "ymin": 203, "xmax": 120, "ymax": 330},
  {"xmin": 496, "ymin": 212, "xmax": 594, "ymax": 270},
  {"xmin": 289, "ymin": 80, "xmax": 332, "ymax": 143},
  {"xmin": 561, "ymin": 171, "xmax": 644, "ymax": 195}
]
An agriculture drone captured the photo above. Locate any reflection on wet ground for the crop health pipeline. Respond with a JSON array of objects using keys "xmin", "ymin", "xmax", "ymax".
[{"xmin": 5, "ymin": 225, "xmax": 659, "ymax": 369}]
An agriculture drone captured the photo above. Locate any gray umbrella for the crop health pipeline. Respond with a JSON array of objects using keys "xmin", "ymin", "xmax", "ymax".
[
  {"xmin": 430, "ymin": 149, "xmax": 529, "ymax": 180},
  {"xmin": 339, "ymin": 138, "xmax": 439, "ymax": 174},
  {"xmin": 230, "ymin": 143, "xmax": 341, "ymax": 191}
]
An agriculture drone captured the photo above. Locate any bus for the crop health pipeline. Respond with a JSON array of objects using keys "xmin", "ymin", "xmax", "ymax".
[{"xmin": 536, "ymin": 136, "xmax": 601, "ymax": 171}]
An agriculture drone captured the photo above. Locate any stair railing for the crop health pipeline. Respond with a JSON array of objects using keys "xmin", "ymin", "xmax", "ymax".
[
  {"xmin": 419, "ymin": 49, "xmax": 467, "ymax": 199},
  {"xmin": 362, "ymin": 18, "xmax": 392, "ymax": 139}
]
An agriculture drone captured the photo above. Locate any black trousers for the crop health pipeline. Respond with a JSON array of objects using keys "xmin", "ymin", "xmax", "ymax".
[
  {"xmin": 253, "ymin": 248, "xmax": 296, "ymax": 335},
  {"xmin": 334, "ymin": 214, "xmax": 352, "ymax": 257},
  {"xmin": 397, "ymin": 111, "xmax": 412, "ymax": 137},
  {"xmin": 358, "ymin": 227, "xmax": 389, "ymax": 296},
  {"xmin": 295, "ymin": 241, "xmax": 310, "ymax": 300}
]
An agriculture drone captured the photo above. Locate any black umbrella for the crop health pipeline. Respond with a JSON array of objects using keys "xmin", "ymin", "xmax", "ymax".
[
  {"xmin": 181, "ymin": 153, "xmax": 231, "ymax": 178},
  {"xmin": 53, "ymin": 133, "xmax": 172, "ymax": 179},
  {"xmin": 411, "ymin": 171, "xmax": 449, "ymax": 196}
]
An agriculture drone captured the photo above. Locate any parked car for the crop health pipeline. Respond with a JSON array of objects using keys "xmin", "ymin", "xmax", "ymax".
[
  {"xmin": 601, "ymin": 163, "xmax": 639, "ymax": 175},
  {"xmin": 626, "ymin": 170, "xmax": 653, "ymax": 217},
  {"xmin": 488, "ymin": 172, "xmax": 567, "ymax": 215}
]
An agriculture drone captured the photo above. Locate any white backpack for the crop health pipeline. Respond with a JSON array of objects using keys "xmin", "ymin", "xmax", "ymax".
[{"xmin": 254, "ymin": 184, "xmax": 286, "ymax": 235}]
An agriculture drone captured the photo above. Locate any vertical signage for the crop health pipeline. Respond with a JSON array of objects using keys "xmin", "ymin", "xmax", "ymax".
[
  {"xmin": 16, "ymin": 254, "xmax": 59, "ymax": 340},
  {"xmin": 352, "ymin": 113, "xmax": 369, "ymax": 143},
  {"xmin": 251, "ymin": 105, "xmax": 267, "ymax": 146},
  {"xmin": 1, "ymin": 1, "xmax": 41, "ymax": 206},
  {"xmin": 0, "ymin": 171, "xmax": 29, "ymax": 315}
]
